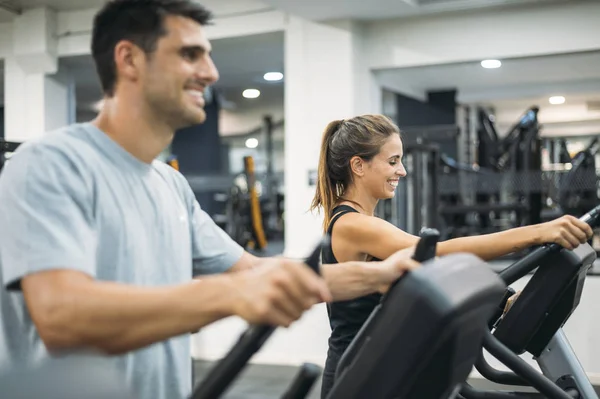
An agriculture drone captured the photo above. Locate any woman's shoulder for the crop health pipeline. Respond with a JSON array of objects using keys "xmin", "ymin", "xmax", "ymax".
[{"xmin": 332, "ymin": 205, "xmax": 390, "ymax": 238}]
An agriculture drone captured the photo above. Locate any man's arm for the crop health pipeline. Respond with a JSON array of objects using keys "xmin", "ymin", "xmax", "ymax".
[
  {"xmin": 2, "ymin": 148, "xmax": 329, "ymax": 355},
  {"xmin": 23, "ymin": 259, "xmax": 331, "ymax": 355},
  {"xmin": 227, "ymin": 251, "xmax": 261, "ymax": 272},
  {"xmin": 227, "ymin": 247, "xmax": 419, "ymax": 301},
  {"xmin": 22, "ymin": 270, "xmax": 237, "ymax": 354}
]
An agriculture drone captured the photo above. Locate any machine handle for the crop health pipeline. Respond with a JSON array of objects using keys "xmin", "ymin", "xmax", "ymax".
[
  {"xmin": 578, "ymin": 204, "xmax": 600, "ymax": 228},
  {"xmin": 281, "ymin": 363, "xmax": 322, "ymax": 399},
  {"xmin": 190, "ymin": 239, "xmax": 327, "ymax": 399},
  {"xmin": 412, "ymin": 228, "xmax": 440, "ymax": 262},
  {"xmin": 499, "ymin": 204, "xmax": 600, "ymax": 285}
]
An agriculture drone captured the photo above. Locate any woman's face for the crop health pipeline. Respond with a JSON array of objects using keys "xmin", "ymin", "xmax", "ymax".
[{"xmin": 362, "ymin": 134, "xmax": 407, "ymax": 200}]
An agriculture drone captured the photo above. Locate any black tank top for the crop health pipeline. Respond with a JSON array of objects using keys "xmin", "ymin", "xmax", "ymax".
[{"xmin": 323, "ymin": 205, "xmax": 382, "ymax": 355}]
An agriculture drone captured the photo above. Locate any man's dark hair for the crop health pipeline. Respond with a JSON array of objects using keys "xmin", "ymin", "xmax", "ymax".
[{"xmin": 91, "ymin": 0, "xmax": 213, "ymax": 97}]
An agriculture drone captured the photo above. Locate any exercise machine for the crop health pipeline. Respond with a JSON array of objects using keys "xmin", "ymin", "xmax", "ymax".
[
  {"xmin": 327, "ymin": 229, "xmax": 506, "ymax": 398},
  {"xmin": 461, "ymin": 204, "xmax": 600, "ymax": 398},
  {"xmin": 0, "ymin": 139, "xmax": 21, "ymax": 173},
  {"xmin": 190, "ymin": 230, "xmax": 507, "ymax": 399}
]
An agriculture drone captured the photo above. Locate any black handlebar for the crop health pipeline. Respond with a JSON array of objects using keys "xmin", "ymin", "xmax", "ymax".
[
  {"xmin": 499, "ymin": 204, "xmax": 600, "ymax": 285},
  {"xmin": 578, "ymin": 204, "xmax": 600, "ymax": 227},
  {"xmin": 412, "ymin": 228, "xmax": 440, "ymax": 262},
  {"xmin": 190, "ymin": 239, "xmax": 327, "ymax": 399}
]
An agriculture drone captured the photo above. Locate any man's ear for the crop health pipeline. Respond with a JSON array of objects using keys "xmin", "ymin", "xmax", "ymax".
[
  {"xmin": 350, "ymin": 156, "xmax": 365, "ymax": 177},
  {"xmin": 114, "ymin": 40, "xmax": 145, "ymax": 83}
]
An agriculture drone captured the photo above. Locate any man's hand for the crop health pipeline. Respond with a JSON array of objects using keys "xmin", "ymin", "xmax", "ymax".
[
  {"xmin": 228, "ymin": 259, "xmax": 332, "ymax": 327},
  {"xmin": 376, "ymin": 246, "xmax": 421, "ymax": 294}
]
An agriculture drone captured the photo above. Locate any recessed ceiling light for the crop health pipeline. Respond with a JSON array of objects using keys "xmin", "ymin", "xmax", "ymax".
[
  {"xmin": 264, "ymin": 72, "xmax": 283, "ymax": 81},
  {"xmin": 243, "ymin": 89, "xmax": 260, "ymax": 99},
  {"xmin": 549, "ymin": 96, "xmax": 565, "ymax": 105},
  {"xmin": 481, "ymin": 59, "xmax": 502, "ymax": 69},
  {"xmin": 245, "ymin": 138, "xmax": 258, "ymax": 148}
]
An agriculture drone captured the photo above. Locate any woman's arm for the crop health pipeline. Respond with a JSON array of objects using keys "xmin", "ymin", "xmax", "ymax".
[{"xmin": 336, "ymin": 213, "xmax": 593, "ymax": 262}]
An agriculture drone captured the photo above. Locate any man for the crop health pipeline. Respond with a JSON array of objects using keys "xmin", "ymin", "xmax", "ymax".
[{"xmin": 0, "ymin": 1, "xmax": 419, "ymax": 399}]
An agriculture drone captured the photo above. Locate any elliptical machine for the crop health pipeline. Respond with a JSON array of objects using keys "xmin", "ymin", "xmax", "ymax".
[{"xmin": 460, "ymin": 204, "xmax": 600, "ymax": 399}]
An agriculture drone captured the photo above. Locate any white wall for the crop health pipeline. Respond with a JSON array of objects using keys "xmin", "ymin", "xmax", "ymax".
[
  {"xmin": 0, "ymin": 23, "xmax": 12, "ymax": 60},
  {"xmin": 44, "ymin": 69, "xmax": 75, "ymax": 131},
  {"xmin": 52, "ymin": 3, "xmax": 286, "ymax": 58},
  {"xmin": 364, "ymin": 1, "xmax": 600, "ymax": 70},
  {"xmin": 192, "ymin": 304, "xmax": 330, "ymax": 366}
]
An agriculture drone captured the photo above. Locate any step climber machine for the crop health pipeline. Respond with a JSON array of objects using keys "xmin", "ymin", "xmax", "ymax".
[
  {"xmin": 190, "ymin": 231, "xmax": 507, "ymax": 399},
  {"xmin": 460, "ymin": 204, "xmax": 600, "ymax": 399}
]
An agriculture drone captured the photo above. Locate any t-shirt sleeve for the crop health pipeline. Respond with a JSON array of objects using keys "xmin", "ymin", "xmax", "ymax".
[
  {"xmin": 189, "ymin": 199, "xmax": 245, "ymax": 276},
  {"xmin": 0, "ymin": 144, "xmax": 97, "ymax": 291}
]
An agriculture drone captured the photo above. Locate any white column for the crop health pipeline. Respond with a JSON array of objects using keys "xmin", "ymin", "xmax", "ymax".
[
  {"xmin": 4, "ymin": 7, "xmax": 74, "ymax": 142},
  {"xmin": 284, "ymin": 16, "xmax": 381, "ymax": 258}
]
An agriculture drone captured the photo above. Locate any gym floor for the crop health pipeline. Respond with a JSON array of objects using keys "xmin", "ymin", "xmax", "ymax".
[
  {"xmin": 193, "ymin": 360, "xmax": 600, "ymax": 398},
  {"xmin": 193, "ymin": 360, "xmax": 322, "ymax": 399}
]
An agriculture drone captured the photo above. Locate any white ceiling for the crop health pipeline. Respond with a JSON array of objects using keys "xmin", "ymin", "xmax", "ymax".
[
  {"xmin": 55, "ymin": 30, "xmax": 284, "ymax": 113},
  {"xmin": 258, "ymin": 0, "xmax": 576, "ymax": 21},
  {"xmin": 0, "ymin": 0, "xmax": 583, "ymax": 23},
  {"xmin": 375, "ymin": 51, "xmax": 600, "ymax": 104},
  {"xmin": 0, "ymin": 0, "xmax": 275, "ymax": 21},
  {"xmin": 209, "ymin": 31, "xmax": 284, "ymax": 110},
  {"xmin": 2, "ymin": 0, "xmax": 599, "ymax": 130}
]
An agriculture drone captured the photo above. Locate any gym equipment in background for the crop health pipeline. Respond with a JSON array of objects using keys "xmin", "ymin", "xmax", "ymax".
[
  {"xmin": 243, "ymin": 155, "xmax": 268, "ymax": 251},
  {"xmin": 377, "ymin": 142, "xmax": 440, "ymax": 235},
  {"xmin": 440, "ymin": 106, "xmax": 544, "ymax": 238},
  {"xmin": 557, "ymin": 137, "xmax": 600, "ymax": 217}
]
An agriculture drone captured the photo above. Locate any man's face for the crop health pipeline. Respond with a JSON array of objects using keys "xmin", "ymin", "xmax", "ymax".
[{"xmin": 140, "ymin": 15, "xmax": 219, "ymax": 129}]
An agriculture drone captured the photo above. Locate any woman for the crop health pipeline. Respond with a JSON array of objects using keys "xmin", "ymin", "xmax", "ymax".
[{"xmin": 310, "ymin": 114, "xmax": 593, "ymax": 398}]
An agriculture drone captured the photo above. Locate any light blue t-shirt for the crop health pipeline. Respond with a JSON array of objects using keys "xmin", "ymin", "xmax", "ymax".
[{"xmin": 0, "ymin": 123, "xmax": 245, "ymax": 399}]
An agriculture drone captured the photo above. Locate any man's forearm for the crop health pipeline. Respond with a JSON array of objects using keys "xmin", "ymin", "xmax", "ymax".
[
  {"xmin": 28, "ymin": 273, "xmax": 238, "ymax": 355},
  {"xmin": 321, "ymin": 262, "xmax": 384, "ymax": 301}
]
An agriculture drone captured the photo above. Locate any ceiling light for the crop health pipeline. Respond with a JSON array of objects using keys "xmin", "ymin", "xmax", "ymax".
[
  {"xmin": 245, "ymin": 138, "xmax": 258, "ymax": 149},
  {"xmin": 481, "ymin": 59, "xmax": 501, "ymax": 69},
  {"xmin": 242, "ymin": 89, "xmax": 260, "ymax": 99},
  {"xmin": 549, "ymin": 96, "xmax": 565, "ymax": 105},
  {"xmin": 264, "ymin": 72, "xmax": 283, "ymax": 81}
]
